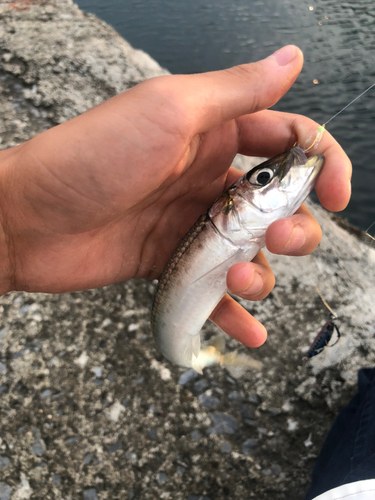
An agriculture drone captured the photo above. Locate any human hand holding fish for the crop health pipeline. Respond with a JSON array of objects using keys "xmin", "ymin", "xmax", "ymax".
[{"xmin": 0, "ymin": 45, "xmax": 351, "ymax": 362}]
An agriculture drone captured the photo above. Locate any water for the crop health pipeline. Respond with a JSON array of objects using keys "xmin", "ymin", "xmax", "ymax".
[{"xmin": 76, "ymin": 0, "xmax": 375, "ymax": 232}]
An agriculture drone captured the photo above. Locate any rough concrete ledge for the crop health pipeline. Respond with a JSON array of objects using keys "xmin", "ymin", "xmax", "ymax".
[{"xmin": 0, "ymin": 2, "xmax": 374, "ymax": 499}]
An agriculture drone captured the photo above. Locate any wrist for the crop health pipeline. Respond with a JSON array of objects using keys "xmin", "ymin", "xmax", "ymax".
[{"xmin": 0, "ymin": 146, "xmax": 22, "ymax": 295}]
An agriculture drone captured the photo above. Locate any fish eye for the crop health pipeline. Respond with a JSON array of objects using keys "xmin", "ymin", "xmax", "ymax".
[{"xmin": 248, "ymin": 167, "xmax": 274, "ymax": 186}]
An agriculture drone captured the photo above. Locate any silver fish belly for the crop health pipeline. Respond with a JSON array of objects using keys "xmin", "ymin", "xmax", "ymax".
[{"xmin": 152, "ymin": 146, "xmax": 324, "ymax": 369}]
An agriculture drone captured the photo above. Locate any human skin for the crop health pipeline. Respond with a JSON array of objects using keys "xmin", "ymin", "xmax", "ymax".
[{"xmin": 0, "ymin": 45, "xmax": 351, "ymax": 348}]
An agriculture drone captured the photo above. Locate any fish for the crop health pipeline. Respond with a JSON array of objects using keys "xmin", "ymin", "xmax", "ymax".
[{"xmin": 151, "ymin": 145, "xmax": 324, "ymax": 370}]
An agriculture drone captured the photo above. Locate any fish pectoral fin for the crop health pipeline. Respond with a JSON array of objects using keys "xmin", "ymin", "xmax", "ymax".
[
  {"xmin": 191, "ymin": 354, "xmax": 203, "ymax": 375},
  {"xmin": 191, "ymin": 346, "xmax": 222, "ymax": 373},
  {"xmin": 192, "ymin": 334, "xmax": 200, "ymax": 357},
  {"xmin": 191, "ymin": 248, "xmax": 244, "ymax": 285},
  {"xmin": 191, "ymin": 347, "xmax": 262, "ymax": 373},
  {"xmin": 188, "ymin": 335, "xmax": 202, "ymax": 373},
  {"xmin": 221, "ymin": 352, "xmax": 263, "ymax": 370},
  {"xmin": 210, "ymin": 335, "xmax": 226, "ymax": 353}
]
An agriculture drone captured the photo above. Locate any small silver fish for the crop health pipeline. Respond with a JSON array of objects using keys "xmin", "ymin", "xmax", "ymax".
[{"xmin": 151, "ymin": 146, "xmax": 324, "ymax": 370}]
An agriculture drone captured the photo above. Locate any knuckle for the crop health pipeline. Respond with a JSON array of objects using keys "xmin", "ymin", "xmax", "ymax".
[
  {"xmin": 251, "ymin": 271, "xmax": 275, "ymax": 301},
  {"xmin": 225, "ymin": 62, "xmax": 261, "ymax": 80},
  {"xmin": 223, "ymin": 64, "xmax": 262, "ymax": 109},
  {"xmin": 209, "ymin": 294, "xmax": 229, "ymax": 323},
  {"xmin": 136, "ymin": 75, "xmax": 193, "ymax": 137},
  {"xmin": 256, "ymin": 277, "xmax": 275, "ymax": 301}
]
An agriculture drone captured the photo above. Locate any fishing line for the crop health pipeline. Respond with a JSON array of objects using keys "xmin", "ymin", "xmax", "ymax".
[
  {"xmin": 315, "ymin": 286, "xmax": 338, "ymax": 319},
  {"xmin": 303, "ymin": 83, "xmax": 375, "ymax": 155},
  {"xmin": 304, "ymin": 85, "xmax": 375, "ymax": 358},
  {"xmin": 323, "ymin": 82, "xmax": 375, "ymax": 126},
  {"xmin": 364, "ymin": 221, "xmax": 375, "ymax": 244}
]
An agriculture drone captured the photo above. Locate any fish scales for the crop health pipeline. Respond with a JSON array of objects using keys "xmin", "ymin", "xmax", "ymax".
[
  {"xmin": 151, "ymin": 212, "xmax": 209, "ymax": 328},
  {"xmin": 152, "ymin": 211, "xmax": 244, "ymax": 368}
]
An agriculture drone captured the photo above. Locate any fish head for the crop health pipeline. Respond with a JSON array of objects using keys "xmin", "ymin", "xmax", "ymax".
[{"xmin": 209, "ymin": 146, "xmax": 324, "ymax": 244}]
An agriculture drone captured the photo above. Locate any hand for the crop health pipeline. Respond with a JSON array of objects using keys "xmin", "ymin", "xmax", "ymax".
[{"xmin": 0, "ymin": 45, "xmax": 351, "ymax": 347}]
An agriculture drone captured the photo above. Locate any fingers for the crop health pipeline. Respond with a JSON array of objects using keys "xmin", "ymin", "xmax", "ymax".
[
  {"xmin": 194, "ymin": 45, "xmax": 303, "ymax": 132},
  {"xmin": 236, "ymin": 109, "xmax": 352, "ymax": 212},
  {"xmin": 163, "ymin": 45, "xmax": 304, "ymax": 134},
  {"xmin": 313, "ymin": 133, "xmax": 352, "ymax": 212},
  {"xmin": 226, "ymin": 251, "xmax": 275, "ymax": 301},
  {"xmin": 266, "ymin": 204, "xmax": 322, "ymax": 255},
  {"xmin": 209, "ymin": 293, "xmax": 267, "ymax": 348},
  {"xmin": 210, "ymin": 252, "xmax": 273, "ymax": 346},
  {"xmin": 211, "ymin": 204, "xmax": 321, "ymax": 346}
]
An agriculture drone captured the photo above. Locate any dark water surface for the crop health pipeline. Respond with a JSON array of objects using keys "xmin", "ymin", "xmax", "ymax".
[{"xmin": 76, "ymin": 0, "xmax": 375, "ymax": 232}]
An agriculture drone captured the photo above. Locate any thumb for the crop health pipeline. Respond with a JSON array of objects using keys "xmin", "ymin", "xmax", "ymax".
[{"xmin": 184, "ymin": 45, "xmax": 303, "ymax": 133}]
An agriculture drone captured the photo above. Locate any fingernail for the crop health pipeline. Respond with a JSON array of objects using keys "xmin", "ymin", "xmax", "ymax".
[
  {"xmin": 243, "ymin": 272, "xmax": 263, "ymax": 296},
  {"xmin": 270, "ymin": 45, "xmax": 298, "ymax": 66},
  {"xmin": 282, "ymin": 225, "xmax": 306, "ymax": 254}
]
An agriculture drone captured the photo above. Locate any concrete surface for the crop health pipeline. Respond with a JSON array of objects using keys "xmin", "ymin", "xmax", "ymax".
[{"xmin": 0, "ymin": 1, "xmax": 374, "ymax": 499}]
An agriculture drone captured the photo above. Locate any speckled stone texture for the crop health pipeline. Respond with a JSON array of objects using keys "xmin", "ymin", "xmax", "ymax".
[{"xmin": 0, "ymin": 2, "xmax": 375, "ymax": 499}]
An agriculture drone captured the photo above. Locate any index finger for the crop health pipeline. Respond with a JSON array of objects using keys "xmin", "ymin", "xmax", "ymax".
[{"xmin": 236, "ymin": 109, "xmax": 352, "ymax": 212}]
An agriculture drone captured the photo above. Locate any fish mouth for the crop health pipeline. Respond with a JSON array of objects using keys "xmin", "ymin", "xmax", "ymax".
[
  {"xmin": 279, "ymin": 149, "xmax": 325, "ymax": 206},
  {"xmin": 304, "ymin": 153, "xmax": 325, "ymax": 179},
  {"xmin": 279, "ymin": 146, "xmax": 324, "ymax": 180}
]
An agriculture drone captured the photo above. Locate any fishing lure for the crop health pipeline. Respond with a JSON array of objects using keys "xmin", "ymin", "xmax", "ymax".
[
  {"xmin": 307, "ymin": 288, "xmax": 340, "ymax": 359},
  {"xmin": 307, "ymin": 315, "xmax": 341, "ymax": 359},
  {"xmin": 305, "ymin": 86, "xmax": 375, "ymax": 360}
]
